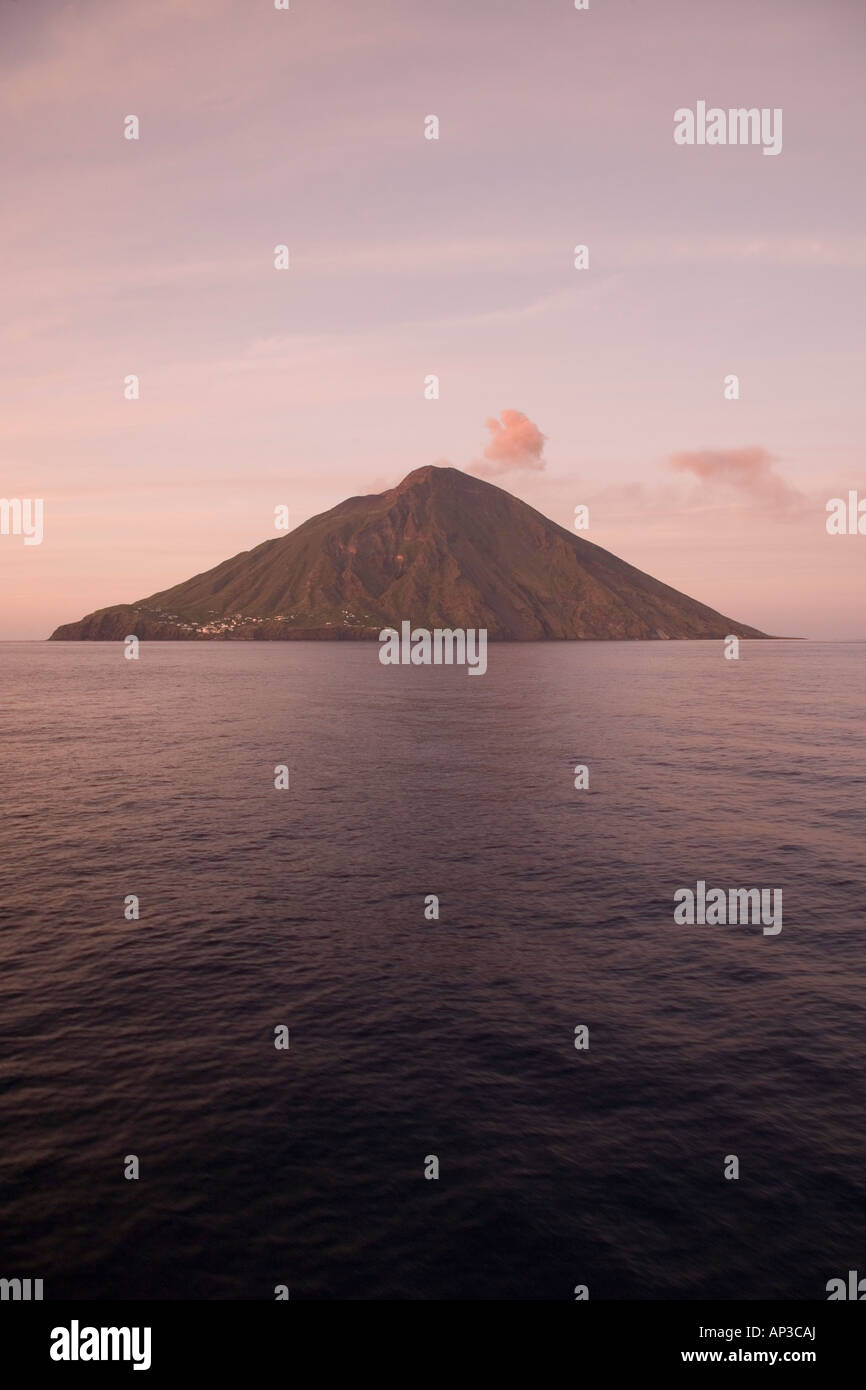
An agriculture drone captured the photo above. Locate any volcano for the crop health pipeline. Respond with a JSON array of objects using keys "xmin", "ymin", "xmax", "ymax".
[{"xmin": 49, "ymin": 465, "xmax": 768, "ymax": 641}]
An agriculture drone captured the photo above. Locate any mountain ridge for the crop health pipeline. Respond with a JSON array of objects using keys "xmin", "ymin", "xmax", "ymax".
[{"xmin": 49, "ymin": 465, "xmax": 771, "ymax": 640}]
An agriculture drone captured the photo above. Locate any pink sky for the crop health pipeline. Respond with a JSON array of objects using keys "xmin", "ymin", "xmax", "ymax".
[{"xmin": 1, "ymin": 0, "xmax": 865, "ymax": 639}]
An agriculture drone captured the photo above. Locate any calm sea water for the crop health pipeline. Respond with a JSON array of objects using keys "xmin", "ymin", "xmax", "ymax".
[{"xmin": 1, "ymin": 640, "xmax": 864, "ymax": 1300}]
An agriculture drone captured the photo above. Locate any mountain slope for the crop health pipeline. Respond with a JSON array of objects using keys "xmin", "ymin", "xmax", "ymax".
[{"xmin": 50, "ymin": 465, "xmax": 769, "ymax": 640}]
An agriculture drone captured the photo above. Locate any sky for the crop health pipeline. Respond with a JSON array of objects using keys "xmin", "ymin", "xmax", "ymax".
[{"xmin": 1, "ymin": 0, "xmax": 865, "ymax": 639}]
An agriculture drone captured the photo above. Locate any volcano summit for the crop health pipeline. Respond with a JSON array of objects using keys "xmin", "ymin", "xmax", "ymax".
[{"xmin": 50, "ymin": 466, "xmax": 768, "ymax": 641}]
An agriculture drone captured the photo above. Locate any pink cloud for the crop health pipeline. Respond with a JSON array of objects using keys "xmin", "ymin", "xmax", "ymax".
[
  {"xmin": 669, "ymin": 446, "xmax": 805, "ymax": 512},
  {"xmin": 466, "ymin": 409, "xmax": 547, "ymax": 478}
]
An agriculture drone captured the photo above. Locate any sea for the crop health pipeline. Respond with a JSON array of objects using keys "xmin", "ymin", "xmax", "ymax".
[{"xmin": 1, "ymin": 639, "xmax": 864, "ymax": 1300}]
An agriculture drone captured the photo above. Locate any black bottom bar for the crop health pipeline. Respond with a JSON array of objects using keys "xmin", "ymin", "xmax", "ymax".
[{"xmin": 1, "ymin": 1301, "xmax": 859, "ymax": 1378}]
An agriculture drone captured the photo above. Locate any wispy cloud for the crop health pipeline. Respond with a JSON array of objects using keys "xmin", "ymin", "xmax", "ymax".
[{"xmin": 669, "ymin": 446, "xmax": 807, "ymax": 513}]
